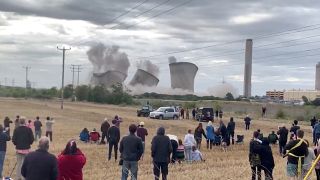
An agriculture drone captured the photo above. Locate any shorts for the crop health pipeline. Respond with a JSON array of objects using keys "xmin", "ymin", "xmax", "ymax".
[{"xmin": 287, "ymin": 163, "xmax": 297, "ymax": 177}]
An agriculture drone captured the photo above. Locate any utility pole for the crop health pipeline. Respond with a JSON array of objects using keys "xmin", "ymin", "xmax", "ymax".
[
  {"xmin": 23, "ymin": 66, "xmax": 31, "ymax": 98},
  {"xmin": 57, "ymin": 46, "xmax": 71, "ymax": 110},
  {"xmin": 76, "ymin": 65, "xmax": 82, "ymax": 86},
  {"xmin": 12, "ymin": 78, "xmax": 15, "ymax": 87},
  {"xmin": 70, "ymin": 65, "xmax": 76, "ymax": 89}
]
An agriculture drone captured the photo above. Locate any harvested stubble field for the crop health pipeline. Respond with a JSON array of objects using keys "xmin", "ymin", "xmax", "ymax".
[{"xmin": 1, "ymin": 98, "xmax": 316, "ymax": 179}]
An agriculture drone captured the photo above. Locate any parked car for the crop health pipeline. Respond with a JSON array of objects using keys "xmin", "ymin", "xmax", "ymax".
[
  {"xmin": 149, "ymin": 107, "xmax": 180, "ymax": 120},
  {"xmin": 196, "ymin": 107, "xmax": 214, "ymax": 122},
  {"xmin": 137, "ymin": 105, "xmax": 153, "ymax": 117}
]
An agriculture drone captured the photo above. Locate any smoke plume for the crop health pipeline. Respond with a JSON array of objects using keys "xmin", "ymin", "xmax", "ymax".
[
  {"xmin": 87, "ymin": 43, "xmax": 130, "ymax": 75},
  {"xmin": 168, "ymin": 56, "xmax": 177, "ymax": 64},
  {"xmin": 207, "ymin": 82, "xmax": 238, "ymax": 98},
  {"xmin": 137, "ymin": 60, "xmax": 160, "ymax": 77}
]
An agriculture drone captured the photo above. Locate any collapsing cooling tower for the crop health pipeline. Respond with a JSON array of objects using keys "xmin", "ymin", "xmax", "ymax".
[
  {"xmin": 129, "ymin": 69, "xmax": 159, "ymax": 87},
  {"xmin": 91, "ymin": 70, "xmax": 127, "ymax": 87},
  {"xmin": 169, "ymin": 62, "xmax": 198, "ymax": 92}
]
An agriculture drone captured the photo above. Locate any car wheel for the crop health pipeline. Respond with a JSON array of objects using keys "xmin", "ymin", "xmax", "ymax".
[
  {"xmin": 173, "ymin": 115, "xmax": 178, "ymax": 120},
  {"xmin": 159, "ymin": 115, "xmax": 163, "ymax": 120}
]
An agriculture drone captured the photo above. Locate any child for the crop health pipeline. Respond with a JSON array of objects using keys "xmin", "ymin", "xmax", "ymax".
[
  {"xmin": 79, "ymin": 128, "xmax": 90, "ymax": 143},
  {"xmin": 191, "ymin": 146, "xmax": 204, "ymax": 162},
  {"xmin": 90, "ymin": 128, "xmax": 100, "ymax": 143},
  {"xmin": 176, "ymin": 139, "xmax": 185, "ymax": 163}
]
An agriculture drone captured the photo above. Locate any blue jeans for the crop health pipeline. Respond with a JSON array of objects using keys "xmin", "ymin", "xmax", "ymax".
[
  {"xmin": 185, "ymin": 146, "xmax": 192, "ymax": 162},
  {"xmin": 0, "ymin": 151, "xmax": 6, "ymax": 178},
  {"xmin": 35, "ymin": 130, "xmax": 42, "ymax": 141},
  {"xmin": 121, "ymin": 161, "xmax": 138, "ymax": 180}
]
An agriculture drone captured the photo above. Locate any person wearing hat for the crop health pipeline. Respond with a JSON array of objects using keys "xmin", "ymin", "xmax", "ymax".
[
  {"xmin": 107, "ymin": 120, "xmax": 120, "ymax": 161},
  {"xmin": 137, "ymin": 122, "xmax": 148, "ymax": 156},
  {"xmin": 89, "ymin": 128, "xmax": 100, "ymax": 143}
]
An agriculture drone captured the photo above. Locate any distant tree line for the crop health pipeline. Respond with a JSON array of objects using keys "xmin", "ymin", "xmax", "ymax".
[
  {"xmin": 134, "ymin": 92, "xmax": 237, "ymax": 101},
  {"xmin": 0, "ymin": 84, "xmax": 134, "ymax": 105}
]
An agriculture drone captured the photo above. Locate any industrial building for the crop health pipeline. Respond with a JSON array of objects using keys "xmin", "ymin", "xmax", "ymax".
[
  {"xmin": 91, "ymin": 70, "xmax": 127, "ymax": 87},
  {"xmin": 169, "ymin": 62, "xmax": 198, "ymax": 92},
  {"xmin": 316, "ymin": 62, "xmax": 320, "ymax": 90},
  {"xmin": 243, "ymin": 39, "xmax": 252, "ymax": 98},
  {"xmin": 283, "ymin": 90, "xmax": 320, "ymax": 101},
  {"xmin": 266, "ymin": 90, "xmax": 284, "ymax": 100},
  {"xmin": 129, "ymin": 69, "xmax": 159, "ymax": 87}
]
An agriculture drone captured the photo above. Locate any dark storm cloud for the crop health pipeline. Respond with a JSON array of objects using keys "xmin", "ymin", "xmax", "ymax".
[{"xmin": 1, "ymin": 0, "xmax": 320, "ymax": 94}]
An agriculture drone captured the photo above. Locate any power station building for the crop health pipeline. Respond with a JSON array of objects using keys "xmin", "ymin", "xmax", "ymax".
[
  {"xmin": 129, "ymin": 69, "xmax": 159, "ymax": 87},
  {"xmin": 169, "ymin": 62, "xmax": 198, "ymax": 92},
  {"xmin": 316, "ymin": 62, "xmax": 320, "ymax": 90},
  {"xmin": 243, "ymin": 39, "xmax": 253, "ymax": 98},
  {"xmin": 91, "ymin": 70, "xmax": 127, "ymax": 87}
]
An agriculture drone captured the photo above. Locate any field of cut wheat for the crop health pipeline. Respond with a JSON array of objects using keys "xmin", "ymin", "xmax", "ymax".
[{"xmin": 0, "ymin": 98, "xmax": 316, "ymax": 179}]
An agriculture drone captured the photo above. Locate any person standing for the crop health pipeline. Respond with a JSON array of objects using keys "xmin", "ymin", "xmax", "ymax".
[
  {"xmin": 262, "ymin": 106, "xmax": 267, "ymax": 118},
  {"xmin": 107, "ymin": 120, "xmax": 120, "ymax": 161},
  {"xmin": 315, "ymin": 140, "xmax": 320, "ymax": 179},
  {"xmin": 311, "ymin": 116, "xmax": 317, "ymax": 129},
  {"xmin": 12, "ymin": 117, "xmax": 34, "ymax": 180},
  {"xmin": 21, "ymin": 137, "xmax": 57, "ymax": 180},
  {"xmin": 218, "ymin": 110, "xmax": 223, "ymax": 119},
  {"xmin": 284, "ymin": 130, "xmax": 308, "ymax": 179},
  {"xmin": 180, "ymin": 108, "xmax": 185, "ymax": 119},
  {"xmin": 33, "ymin": 116, "xmax": 42, "ymax": 141},
  {"xmin": 45, "ymin": 117, "xmax": 54, "ymax": 142},
  {"xmin": 215, "ymin": 110, "xmax": 219, "ymax": 119},
  {"xmin": 119, "ymin": 124, "xmax": 143, "ymax": 180},
  {"xmin": 184, "ymin": 129, "xmax": 196, "ymax": 162},
  {"xmin": 277, "ymin": 124, "xmax": 289, "ymax": 156},
  {"xmin": 244, "ymin": 115, "xmax": 251, "ymax": 130},
  {"xmin": 194, "ymin": 123, "xmax": 207, "ymax": 150},
  {"xmin": 3, "ymin": 116, "xmax": 12, "ymax": 136},
  {"xmin": 58, "ymin": 140, "xmax": 86, "ymax": 180},
  {"xmin": 249, "ymin": 131, "xmax": 262, "ymax": 180},
  {"xmin": 151, "ymin": 127, "xmax": 172, "ymax": 180},
  {"xmin": 253, "ymin": 137, "xmax": 275, "ymax": 180},
  {"xmin": 206, "ymin": 121, "xmax": 215, "ymax": 149},
  {"xmin": 267, "ymin": 131, "xmax": 278, "ymax": 145},
  {"xmin": 0, "ymin": 125, "xmax": 10, "ymax": 178},
  {"xmin": 219, "ymin": 120, "xmax": 228, "ymax": 147},
  {"xmin": 289, "ymin": 120, "xmax": 300, "ymax": 140},
  {"xmin": 137, "ymin": 121, "xmax": 148, "ymax": 155},
  {"xmin": 186, "ymin": 108, "xmax": 190, "ymax": 119},
  {"xmin": 114, "ymin": 115, "xmax": 123, "ymax": 128},
  {"xmin": 14, "ymin": 115, "xmax": 20, "ymax": 129},
  {"xmin": 314, "ymin": 121, "xmax": 320, "ymax": 145},
  {"xmin": 100, "ymin": 118, "xmax": 110, "ymax": 144},
  {"xmin": 227, "ymin": 117, "xmax": 236, "ymax": 145},
  {"xmin": 192, "ymin": 108, "xmax": 196, "ymax": 120}
]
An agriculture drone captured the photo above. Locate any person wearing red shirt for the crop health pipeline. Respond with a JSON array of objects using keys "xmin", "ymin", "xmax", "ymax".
[
  {"xmin": 89, "ymin": 128, "xmax": 100, "ymax": 143},
  {"xmin": 58, "ymin": 140, "xmax": 86, "ymax": 180}
]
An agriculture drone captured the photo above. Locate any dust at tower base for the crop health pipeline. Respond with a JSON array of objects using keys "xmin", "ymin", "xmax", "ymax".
[{"xmin": 169, "ymin": 62, "xmax": 198, "ymax": 93}]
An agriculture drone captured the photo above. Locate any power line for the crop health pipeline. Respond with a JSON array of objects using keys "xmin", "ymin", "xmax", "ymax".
[
  {"xmin": 123, "ymin": 0, "xmax": 194, "ymax": 29},
  {"xmin": 57, "ymin": 46, "xmax": 71, "ymax": 110},
  {"xmin": 111, "ymin": 0, "xmax": 172, "ymax": 29},
  {"xmin": 108, "ymin": 0, "xmax": 151, "ymax": 25}
]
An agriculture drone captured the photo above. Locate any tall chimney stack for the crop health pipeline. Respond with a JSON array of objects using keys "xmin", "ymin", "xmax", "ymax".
[
  {"xmin": 244, "ymin": 39, "xmax": 253, "ymax": 98},
  {"xmin": 316, "ymin": 62, "xmax": 320, "ymax": 90}
]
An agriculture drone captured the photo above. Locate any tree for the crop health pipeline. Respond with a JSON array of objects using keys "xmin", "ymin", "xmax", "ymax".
[
  {"xmin": 302, "ymin": 96, "xmax": 310, "ymax": 105},
  {"xmin": 225, "ymin": 92, "xmax": 234, "ymax": 101},
  {"xmin": 63, "ymin": 84, "xmax": 73, "ymax": 99},
  {"xmin": 75, "ymin": 85, "xmax": 90, "ymax": 101}
]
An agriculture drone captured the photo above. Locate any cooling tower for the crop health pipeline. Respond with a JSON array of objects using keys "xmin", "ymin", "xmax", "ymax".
[
  {"xmin": 316, "ymin": 62, "xmax": 320, "ymax": 90},
  {"xmin": 129, "ymin": 69, "xmax": 159, "ymax": 87},
  {"xmin": 169, "ymin": 62, "xmax": 198, "ymax": 92},
  {"xmin": 91, "ymin": 70, "xmax": 127, "ymax": 87},
  {"xmin": 244, "ymin": 39, "xmax": 253, "ymax": 98}
]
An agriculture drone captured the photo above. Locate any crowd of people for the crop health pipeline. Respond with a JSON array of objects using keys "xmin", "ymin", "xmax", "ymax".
[{"xmin": 2, "ymin": 110, "xmax": 320, "ymax": 180}]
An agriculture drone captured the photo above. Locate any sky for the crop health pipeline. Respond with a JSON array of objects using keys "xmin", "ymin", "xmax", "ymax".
[{"xmin": 1, "ymin": 0, "xmax": 320, "ymax": 96}]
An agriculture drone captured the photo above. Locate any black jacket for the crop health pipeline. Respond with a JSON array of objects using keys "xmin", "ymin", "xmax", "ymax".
[
  {"xmin": 227, "ymin": 121, "xmax": 235, "ymax": 132},
  {"xmin": 253, "ymin": 142, "xmax": 275, "ymax": 170},
  {"xmin": 284, "ymin": 139, "xmax": 308, "ymax": 164},
  {"xmin": 151, "ymin": 127, "xmax": 172, "ymax": 163},
  {"xmin": 33, "ymin": 120, "xmax": 42, "ymax": 131},
  {"xmin": 101, "ymin": 121, "xmax": 110, "ymax": 133},
  {"xmin": 290, "ymin": 125, "xmax": 300, "ymax": 135},
  {"xmin": 0, "ymin": 132, "xmax": 10, "ymax": 151},
  {"xmin": 244, "ymin": 117, "xmax": 251, "ymax": 124},
  {"xmin": 4, "ymin": 119, "xmax": 13, "ymax": 128},
  {"xmin": 194, "ymin": 128, "xmax": 207, "ymax": 141},
  {"xmin": 21, "ymin": 149, "xmax": 58, "ymax": 180},
  {"xmin": 107, "ymin": 126, "xmax": 120, "ymax": 143},
  {"xmin": 277, "ymin": 127, "xmax": 288, "ymax": 144},
  {"xmin": 12, "ymin": 126, "xmax": 34, "ymax": 150},
  {"xmin": 119, "ymin": 134, "xmax": 143, "ymax": 161}
]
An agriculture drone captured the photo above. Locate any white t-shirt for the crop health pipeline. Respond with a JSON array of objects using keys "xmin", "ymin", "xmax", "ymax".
[
  {"xmin": 184, "ymin": 133, "xmax": 196, "ymax": 147},
  {"xmin": 191, "ymin": 150, "xmax": 202, "ymax": 161}
]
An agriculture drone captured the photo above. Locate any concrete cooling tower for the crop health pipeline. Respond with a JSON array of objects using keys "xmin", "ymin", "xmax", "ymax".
[
  {"xmin": 169, "ymin": 62, "xmax": 198, "ymax": 92},
  {"xmin": 91, "ymin": 70, "xmax": 127, "ymax": 87},
  {"xmin": 129, "ymin": 69, "xmax": 159, "ymax": 87}
]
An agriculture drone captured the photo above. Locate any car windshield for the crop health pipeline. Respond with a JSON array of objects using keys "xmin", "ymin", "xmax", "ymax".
[
  {"xmin": 142, "ymin": 106, "xmax": 149, "ymax": 110},
  {"xmin": 156, "ymin": 107, "xmax": 166, "ymax": 112}
]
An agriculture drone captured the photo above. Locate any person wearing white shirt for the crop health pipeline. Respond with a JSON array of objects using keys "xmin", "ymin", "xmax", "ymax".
[{"xmin": 184, "ymin": 129, "xmax": 196, "ymax": 162}]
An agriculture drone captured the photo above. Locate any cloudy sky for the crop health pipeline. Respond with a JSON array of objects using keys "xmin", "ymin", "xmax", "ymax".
[{"xmin": 1, "ymin": 0, "xmax": 320, "ymax": 96}]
